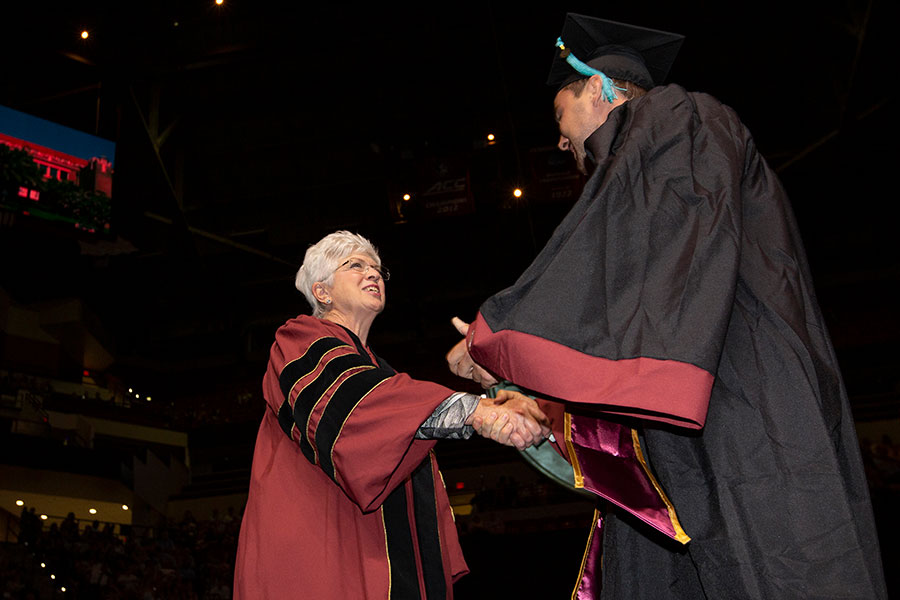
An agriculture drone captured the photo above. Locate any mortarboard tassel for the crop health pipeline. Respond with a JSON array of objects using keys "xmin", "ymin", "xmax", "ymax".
[{"xmin": 555, "ymin": 37, "xmax": 624, "ymax": 103}]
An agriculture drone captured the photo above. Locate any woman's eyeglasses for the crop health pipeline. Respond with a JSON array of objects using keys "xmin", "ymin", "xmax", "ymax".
[{"xmin": 335, "ymin": 259, "xmax": 390, "ymax": 281}]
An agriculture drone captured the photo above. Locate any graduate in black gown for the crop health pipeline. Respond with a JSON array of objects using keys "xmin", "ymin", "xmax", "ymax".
[{"xmin": 447, "ymin": 14, "xmax": 887, "ymax": 599}]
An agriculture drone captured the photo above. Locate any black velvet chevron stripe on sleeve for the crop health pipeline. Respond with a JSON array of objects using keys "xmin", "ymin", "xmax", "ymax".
[
  {"xmin": 276, "ymin": 398, "xmax": 317, "ymax": 463},
  {"xmin": 278, "ymin": 337, "xmax": 349, "ymax": 401},
  {"xmin": 315, "ymin": 365, "xmax": 393, "ymax": 481},
  {"xmin": 276, "ymin": 337, "xmax": 360, "ymax": 462}
]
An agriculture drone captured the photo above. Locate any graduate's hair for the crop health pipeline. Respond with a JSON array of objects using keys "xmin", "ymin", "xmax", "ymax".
[
  {"xmin": 565, "ymin": 76, "xmax": 647, "ymax": 101},
  {"xmin": 295, "ymin": 231, "xmax": 381, "ymax": 317}
]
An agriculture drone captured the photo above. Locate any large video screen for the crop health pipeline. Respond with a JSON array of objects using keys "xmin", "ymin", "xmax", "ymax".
[{"xmin": 0, "ymin": 105, "xmax": 116, "ymax": 234}]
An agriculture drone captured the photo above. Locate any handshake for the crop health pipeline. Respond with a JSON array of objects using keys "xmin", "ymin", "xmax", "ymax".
[
  {"xmin": 465, "ymin": 389, "xmax": 552, "ymax": 451},
  {"xmin": 449, "ymin": 317, "xmax": 551, "ymax": 450},
  {"xmin": 466, "ymin": 390, "xmax": 551, "ymax": 450}
]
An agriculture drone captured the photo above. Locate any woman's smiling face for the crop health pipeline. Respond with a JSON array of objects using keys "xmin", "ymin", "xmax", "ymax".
[{"xmin": 327, "ymin": 254, "xmax": 386, "ymax": 317}]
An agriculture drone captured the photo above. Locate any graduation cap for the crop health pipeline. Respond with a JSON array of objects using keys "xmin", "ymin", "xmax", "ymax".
[{"xmin": 547, "ymin": 14, "xmax": 684, "ymax": 93}]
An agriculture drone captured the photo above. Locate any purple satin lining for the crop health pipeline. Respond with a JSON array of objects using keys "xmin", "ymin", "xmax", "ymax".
[
  {"xmin": 570, "ymin": 414, "xmax": 678, "ymax": 532},
  {"xmin": 570, "ymin": 414, "xmax": 681, "ymax": 599},
  {"xmin": 576, "ymin": 513, "xmax": 602, "ymax": 600}
]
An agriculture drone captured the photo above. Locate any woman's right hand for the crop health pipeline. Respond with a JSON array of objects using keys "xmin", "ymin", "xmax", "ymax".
[{"xmin": 467, "ymin": 390, "xmax": 551, "ymax": 450}]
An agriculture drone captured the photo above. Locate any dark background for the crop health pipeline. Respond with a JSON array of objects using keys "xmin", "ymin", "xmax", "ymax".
[{"xmin": 1, "ymin": 0, "xmax": 898, "ymax": 597}]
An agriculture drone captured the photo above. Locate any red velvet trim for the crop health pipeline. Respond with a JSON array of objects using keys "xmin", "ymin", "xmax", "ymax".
[{"xmin": 468, "ymin": 313, "xmax": 712, "ymax": 429}]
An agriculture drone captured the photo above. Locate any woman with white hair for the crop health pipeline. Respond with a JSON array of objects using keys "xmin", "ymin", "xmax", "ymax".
[{"xmin": 234, "ymin": 231, "xmax": 549, "ymax": 599}]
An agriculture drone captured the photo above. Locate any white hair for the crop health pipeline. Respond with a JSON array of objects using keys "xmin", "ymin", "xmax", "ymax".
[{"xmin": 295, "ymin": 231, "xmax": 381, "ymax": 317}]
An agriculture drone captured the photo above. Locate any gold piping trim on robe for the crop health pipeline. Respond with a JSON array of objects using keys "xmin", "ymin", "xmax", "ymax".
[
  {"xmin": 380, "ymin": 506, "xmax": 392, "ymax": 596},
  {"xmin": 287, "ymin": 343, "xmax": 353, "ymax": 410},
  {"xmin": 278, "ymin": 335, "xmax": 350, "ymax": 410},
  {"xmin": 429, "ymin": 452, "xmax": 446, "ymax": 552},
  {"xmin": 309, "ymin": 364, "xmax": 377, "ymax": 465},
  {"xmin": 571, "ymin": 508, "xmax": 601, "ymax": 600},
  {"xmin": 564, "ymin": 411, "xmax": 585, "ymax": 488},
  {"xmin": 436, "ymin": 456, "xmax": 455, "ymax": 524},
  {"xmin": 280, "ymin": 338, "xmax": 351, "ymax": 446},
  {"xmin": 281, "ymin": 335, "xmax": 345, "ymax": 373},
  {"xmin": 630, "ymin": 428, "xmax": 691, "ymax": 544},
  {"xmin": 328, "ymin": 377, "xmax": 391, "ymax": 486}
]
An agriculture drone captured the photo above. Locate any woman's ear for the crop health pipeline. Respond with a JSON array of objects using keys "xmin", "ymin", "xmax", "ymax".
[{"xmin": 313, "ymin": 284, "xmax": 331, "ymax": 305}]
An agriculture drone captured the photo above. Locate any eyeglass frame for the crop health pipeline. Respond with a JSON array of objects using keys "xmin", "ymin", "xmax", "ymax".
[{"xmin": 333, "ymin": 258, "xmax": 390, "ymax": 281}]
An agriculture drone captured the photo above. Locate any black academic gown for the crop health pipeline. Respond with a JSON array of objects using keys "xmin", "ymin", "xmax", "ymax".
[{"xmin": 467, "ymin": 84, "xmax": 886, "ymax": 599}]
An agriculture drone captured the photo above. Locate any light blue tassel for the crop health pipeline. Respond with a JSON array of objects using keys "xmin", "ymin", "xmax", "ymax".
[{"xmin": 555, "ymin": 37, "xmax": 625, "ymax": 103}]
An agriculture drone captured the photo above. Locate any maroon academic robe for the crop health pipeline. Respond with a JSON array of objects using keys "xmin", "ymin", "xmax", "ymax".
[{"xmin": 234, "ymin": 315, "xmax": 468, "ymax": 599}]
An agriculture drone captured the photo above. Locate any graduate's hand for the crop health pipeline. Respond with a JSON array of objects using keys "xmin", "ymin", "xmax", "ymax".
[
  {"xmin": 467, "ymin": 390, "xmax": 551, "ymax": 450},
  {"xmin": 446, "ymin": 317, "xmax": 498, "ymax": 389}
]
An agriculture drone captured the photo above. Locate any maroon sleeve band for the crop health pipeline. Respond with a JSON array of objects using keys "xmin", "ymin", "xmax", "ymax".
[{"xmin": 468, "ymin": 312, "xmax": 712, "ymax": 429}]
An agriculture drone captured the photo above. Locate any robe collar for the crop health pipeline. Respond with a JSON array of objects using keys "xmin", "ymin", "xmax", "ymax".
[{"xmin": 583, "ymin": 100, "xmax": 632, "ymax": 169}]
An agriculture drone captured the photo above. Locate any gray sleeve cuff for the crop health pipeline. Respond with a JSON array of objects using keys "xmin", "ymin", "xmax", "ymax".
[{"xmin": 415, "ymin": 392, "xmax": 481, "ymax": 440}]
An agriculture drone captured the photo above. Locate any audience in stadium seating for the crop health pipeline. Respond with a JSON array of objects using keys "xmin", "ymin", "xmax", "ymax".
[{"xmin": 3, "ymin": 505, "xmax": 242, "ymax": 599}]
